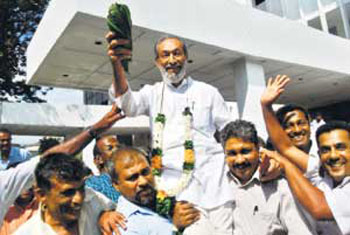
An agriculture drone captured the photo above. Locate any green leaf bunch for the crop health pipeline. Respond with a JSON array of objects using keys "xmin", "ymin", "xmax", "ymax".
[{"xmin": 107, "ymin": 2, "xmax": 132, "ymax": 72}]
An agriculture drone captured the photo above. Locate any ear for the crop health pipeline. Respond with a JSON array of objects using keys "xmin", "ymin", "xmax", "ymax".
[
  {"xmin": 94, "ymin": 155, "xmax": 103, "ymax": 166},
  {"xmin": 112, "ymin": 181, "xmax": 120, "ymax": 192},
  {"xmin": 34, "ymin": 184, "xmax": 46, "ymax": 203}
]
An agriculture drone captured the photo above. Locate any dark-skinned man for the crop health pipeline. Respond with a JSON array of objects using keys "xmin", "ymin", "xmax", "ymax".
[
  {"xmin": 86, "ymin": 135, "xmax": 121, "ymax": 202},
  {"xmin": 0, "ymin": 104, "xmax": 125, "ymax": 233},
  {"xmin": 261, "ymin": 75, "xmax": 350, "ymax": 235},
  {"xmin": 105, "ymin": 147, "xmax": 200, "ymax": 234}
]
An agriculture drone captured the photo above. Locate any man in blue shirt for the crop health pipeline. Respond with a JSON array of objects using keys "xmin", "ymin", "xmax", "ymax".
[
  {"xmin": 106, "ymin": 147, "xmax": 200, "ymax": 234},
  {"xmin": 0, "ymin": 128, "xmax": 31, "ymax": 171},
  {"xmin": 86, "ymin": 135, "xmax": 121, "ymax": 202}
]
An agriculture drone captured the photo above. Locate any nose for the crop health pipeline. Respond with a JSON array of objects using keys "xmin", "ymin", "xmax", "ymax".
[
  {"xmin": 330, "ymin": 147, "xmax": 339, "ymax": 160},
  {"xmin": 137, "ymin": 175, "xmax": 149, "ymax": 187},
  {"xmin": 235, "ymin": 154, "xmax": 246, "ymax": 164},
  {"xmin": 168, "ymin": 53, "xmax": 176, "ymax": 64},
  {"xmin": 293, "ymin": 124, "xmax": 302, "ymax": 133}
]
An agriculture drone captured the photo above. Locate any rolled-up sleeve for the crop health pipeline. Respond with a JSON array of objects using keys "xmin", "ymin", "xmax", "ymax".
[{"xmin": 109, "ymin": 84, "xmax": 151, "ymax": 117}]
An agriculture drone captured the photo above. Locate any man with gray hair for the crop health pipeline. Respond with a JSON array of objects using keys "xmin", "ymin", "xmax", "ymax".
[{"xmin": 107, "ymin": 32, "xmax": 234, "ymax": 234}]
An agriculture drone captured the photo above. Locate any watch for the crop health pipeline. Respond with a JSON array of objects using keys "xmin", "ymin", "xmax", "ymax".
[{"xmin": 85, "ymin": 126, "xmax": 98, "ymax": 138}]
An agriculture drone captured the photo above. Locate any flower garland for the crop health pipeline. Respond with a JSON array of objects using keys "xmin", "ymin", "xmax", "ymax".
[{"xmin": 151, "ymin": 107, "xmax": 195, "ymax": 218}]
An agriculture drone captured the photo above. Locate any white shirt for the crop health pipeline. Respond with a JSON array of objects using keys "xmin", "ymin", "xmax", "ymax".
[
  {"xmin": 112, "ymin": 77, "xmax": 233, "ymax": 209},
  {"xmin": 309, "ymin": 174, "xmax": 350, "ymax": 235},
  {"xmin": 0, "ymin": 156, "xmax": 40, "ymax": 225},
  {"xmin": 14, "ymin": 187, "xmax": 115, "ymax": 235},
  {"xmin": 229, "ymin": 171, "xmax": 315, "ymax": 235}
]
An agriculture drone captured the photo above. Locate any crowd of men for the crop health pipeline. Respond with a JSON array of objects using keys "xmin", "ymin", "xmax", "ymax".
[{"xmin": 0, "ymin": 32, "xmax": 349, "ymax": 235}]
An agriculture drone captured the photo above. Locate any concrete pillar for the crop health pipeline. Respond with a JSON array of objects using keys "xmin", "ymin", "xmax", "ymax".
[
  {"xmin": 317, "ymin": 0, "xmax": 330, "ymax": 33},
  {"xmin": 233, "ymin": 58, "xmax": 267, "ymax": 139},
  {"xmin": 337, "ymin": 0, "xmax": 350, "ymax": 39}
]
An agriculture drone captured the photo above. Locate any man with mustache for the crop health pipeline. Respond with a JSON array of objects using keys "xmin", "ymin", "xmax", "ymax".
[
  {"xmin": 107, "ymin": 33, "xmax": 234, "ymax": 234},
  {"xmin": 0, "ymin": 104, "xmax": 125, "ymax": 229},
  {"xmin": 261, "ymin": 75, "xmax": 350, "ymax": 235},
  {"xmin": 268, "ymin": 100, "xmax": 321, "ymax": 176},
  {"xmin": 221, "ymin": 120, "xmax": 314, "ymax": 235},
  {"xmin": 14, "ymin": 153, "xmax": 116, "ymax": 235},
  {"xmin": 106, "ymin": 147, "xmax": 200, "ymax": 234}
]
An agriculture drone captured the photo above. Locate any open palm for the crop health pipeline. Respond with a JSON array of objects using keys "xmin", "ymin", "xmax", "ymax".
[{"xmin": 261, "ymin": 75, "xmax": 290, "ymax": 106}]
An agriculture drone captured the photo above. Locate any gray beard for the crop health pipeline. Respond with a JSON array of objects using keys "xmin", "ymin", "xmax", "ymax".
[{"xmin": 159, "ymin": 63, "xmax": 187, "ymax": 86}]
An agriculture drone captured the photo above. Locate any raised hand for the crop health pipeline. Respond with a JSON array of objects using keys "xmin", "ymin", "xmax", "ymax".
[
  {"xmin": 90, "ymin": 103, "xmax": 125, "ymax": 136},
  {"xmin": 260, "ymin": 75, "xmax": 290, "ymax": 106},
  {"xmin": 106, "ymin": 31, "xmax": 132, "ymax": 66}
]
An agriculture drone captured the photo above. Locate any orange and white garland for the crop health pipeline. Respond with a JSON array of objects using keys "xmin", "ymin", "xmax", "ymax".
[{"xmin": 151, "ymin": 107, "xmax": 195, "ymax": 217}]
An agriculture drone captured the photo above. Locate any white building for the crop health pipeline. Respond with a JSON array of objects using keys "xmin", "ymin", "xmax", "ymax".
[{"xmin": 1, "ymin": 0, "xmax": 350, "ymax": 170}]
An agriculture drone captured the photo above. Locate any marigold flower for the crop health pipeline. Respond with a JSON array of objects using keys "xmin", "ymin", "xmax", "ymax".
[{"xmin": 151, "ymin": 155, "xmax": 162, "ymax": 169}]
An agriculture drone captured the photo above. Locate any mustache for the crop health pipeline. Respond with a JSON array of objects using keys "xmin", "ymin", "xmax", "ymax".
[
  {"xmin": 135, "ymin": 184, "xmax": 156, "ymax": 199},
  {"xmin": 325, "ymin": 158, "xmax": 342, "ymax": 166},
  {"xmin": 233, "ymin": 161, "xmax": 252, "ymax": 170},
  {"xmin": 165, "ymin": 64, "xmax": 181, "ymax": 70}
]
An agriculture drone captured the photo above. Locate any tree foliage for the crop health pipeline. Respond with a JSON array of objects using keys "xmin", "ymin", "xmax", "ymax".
[{"xmin": 0, "ymin": 0, "xmax": 51, "ymax": 102}]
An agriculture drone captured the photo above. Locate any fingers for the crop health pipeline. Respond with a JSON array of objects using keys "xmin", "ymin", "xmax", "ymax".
[
  {"xmin": 109, "ymin": 39, "xmax": 131, "ymax": 49},
  {"xmin": 105, "ymin": 31, "xmax": 131, "ymax": 45}
]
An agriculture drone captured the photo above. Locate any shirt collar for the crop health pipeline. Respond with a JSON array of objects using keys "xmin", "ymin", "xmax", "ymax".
[
  {"xmin": 227, "ymin": 169, "xmax": 260, "ymax": 188},
  {"xmin": 165, "ymin": 76, "xmax": 193, "ymax": 91},
  {"xmin": 117, "ymin": 196, "xmax": 157, "ymax": 218}
]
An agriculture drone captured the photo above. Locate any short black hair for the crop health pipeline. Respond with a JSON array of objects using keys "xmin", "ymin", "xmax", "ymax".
[
  {"xmin": 316, "ymin": 121, "xmax": 350, "ymax": 146},
  {"xmin": 220, "ymin": 120, "xmax": 259, "ymax": 148},
  {"xmin": 276, "ymin": 104, "xmax": 310, "ymax": 127},
  {"xmin": 35, "ymin": 153, "xmax": 90, "ymax": 193},
  {"xmin": 0, "ymin": 128, "xmax": 11, "ymax": 135},
  {"xmin": 93, "ymin": 140, "xmax": 101, "ymax": 158},
  {"xmin": 154, "ymin": 36, "xmax": 188, "ymax": 59},
  {"xmin": 38, "ymin": 137, "xmax": 60, "ymax": 154}
]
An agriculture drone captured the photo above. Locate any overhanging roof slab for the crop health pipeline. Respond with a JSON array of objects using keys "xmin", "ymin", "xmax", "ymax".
[{"xmin": 27, "ymin": 0, "xmax": 350, "ymax": 108}]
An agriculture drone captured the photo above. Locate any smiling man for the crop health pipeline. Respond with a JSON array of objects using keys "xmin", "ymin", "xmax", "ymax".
[
  {"xmin": 106, "ymin": 34, "xmax": 234, "ymax": 234},
  {"xmin": 261, "ymin": 76, "xmax": 350, "ymax": 235},
  {"xmin": 14, "ymin": 154, "xmax": 116, "ymax": 235},
  {"xmin": 221, "ymin": 120, "xmax": 314, "ymax": 235}
]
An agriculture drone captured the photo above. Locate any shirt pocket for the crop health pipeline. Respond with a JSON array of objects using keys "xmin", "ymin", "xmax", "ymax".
[{"xmin": 193, "ymin": 103, "xmax": 211, "ymax": 130}]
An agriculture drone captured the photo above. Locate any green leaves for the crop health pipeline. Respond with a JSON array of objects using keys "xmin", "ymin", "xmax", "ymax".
[
  {"xmin": 155, "ymin": 113, "xmax": 166, "ymax": 124},
  {"xmin": 107, "ymin": 2, "xmax": 132, "ymax": 72}
]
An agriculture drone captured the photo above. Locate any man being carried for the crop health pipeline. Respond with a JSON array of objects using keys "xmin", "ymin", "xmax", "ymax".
[
  {"xmin": 107, "ymin": 33, "xmax": 233, "ymax": 234},
  {"xmin": 261, "ymin": 75, "xmax": 350, "ymax": 235},
  {"xmin": 221, "ymin": 120, "xmax": 314, "ymax": 235}
]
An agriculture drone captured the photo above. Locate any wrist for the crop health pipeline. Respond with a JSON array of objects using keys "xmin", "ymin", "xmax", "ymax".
[{"xmin": 85, "ymin": 126, "xmax": 99, "ymax": 138}]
